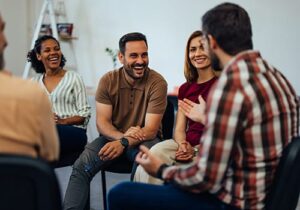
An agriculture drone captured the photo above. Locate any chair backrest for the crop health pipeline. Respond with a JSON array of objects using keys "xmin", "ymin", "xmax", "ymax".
[
  {"xmin": 161, "ymin": 98, "xmax": 175, "ymax": 140},
  {"xmin": 265, "ymin": 137, "xmax": 300, "ymax": 210},
  {"xmin": 0, "ymin": 154, "xmax": 62, "ymax": 210}
]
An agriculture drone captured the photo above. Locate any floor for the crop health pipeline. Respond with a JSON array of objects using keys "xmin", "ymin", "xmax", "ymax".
[{"xmin": 55, "ymin": 166, "xmax": 130, "ymax": 210}]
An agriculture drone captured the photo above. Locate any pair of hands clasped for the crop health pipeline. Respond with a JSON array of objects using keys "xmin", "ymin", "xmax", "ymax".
[
  {"xmin": 175, "ymin": 95, "xmax": 206, "ymax": 162},
  {"xmin": 98, "ymin": 126, "xmax": 146, "ymax": 161},
  {"xmin": 136, "ymin": 95, "xmax": 207, "ymax": 178},
  {"xmin": 175, "ymin": 142, "xmax": 194, "ymax": 162},
  {"xmin": 135, "ymin": 143, "xmax": 196, "ymax": 178}
]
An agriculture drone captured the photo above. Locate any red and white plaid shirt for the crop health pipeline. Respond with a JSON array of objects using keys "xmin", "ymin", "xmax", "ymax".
[{"xmin": 163, "ymin": 50, "xmax": 299, "ymax": 210}]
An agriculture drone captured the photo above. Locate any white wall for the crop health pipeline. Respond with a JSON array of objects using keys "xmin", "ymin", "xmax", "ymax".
[
  {"xmin": 1, "ymin": 0, "xmax": 300, "ymax": 94},
  {"xmin": 0, "ymin": 0, "xmax": 29, "ymax": 75}
]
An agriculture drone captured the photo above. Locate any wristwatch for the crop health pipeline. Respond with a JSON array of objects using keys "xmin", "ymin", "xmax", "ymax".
[{"xmin": 120, "ymin": 137, "xmax": 129, "ymax": 150}]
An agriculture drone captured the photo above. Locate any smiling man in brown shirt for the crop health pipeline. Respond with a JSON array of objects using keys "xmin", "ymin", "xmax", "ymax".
[
  {"xmin": 64, "ymin": 32, "xmax": 167, "ymax": 210},
  {"xmin": 0, "ymin": 13, "xmax": 59, "ymax": 161}
]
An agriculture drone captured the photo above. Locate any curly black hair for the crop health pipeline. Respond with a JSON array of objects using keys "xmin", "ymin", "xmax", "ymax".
[{"xmin": 27, "ymin": 35, "xmax": 66, "ymax": 73}]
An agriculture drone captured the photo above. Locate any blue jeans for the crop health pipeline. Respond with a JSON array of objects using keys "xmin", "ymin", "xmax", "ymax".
[
  {"xmin": 108, "ymin": 182, "xmax": 240, "ymax": 210},
  {"xmin": 63, "ymin": 136, "xmax": 160, "ymax": 210}
]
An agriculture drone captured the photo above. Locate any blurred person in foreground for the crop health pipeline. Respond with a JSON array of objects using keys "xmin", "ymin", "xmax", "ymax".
[
  {"xmin": 0, "ymin": 13, "xmax": 59, "ymax": 161},
  {"xmin": 108, "ymin": 3, "xmax": 299, "ymax": 210}
]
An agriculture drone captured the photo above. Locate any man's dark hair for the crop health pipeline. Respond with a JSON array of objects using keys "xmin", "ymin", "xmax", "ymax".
[
  {"xmin": 119, "ymin": 32, "xmax": 148, "ymax": 55},
  {"xmin": 202, "ymin": 2, "xmax": 253, "ymax": 55},
  {"xmin": 27, "ymin": 35, "xmax": 66, "ymax": 73}
]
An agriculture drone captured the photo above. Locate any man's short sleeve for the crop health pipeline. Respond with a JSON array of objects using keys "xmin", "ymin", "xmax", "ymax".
[
  {"xmin": 147, "ymin": 78, "xmax": 168, "ymax": 114},
  {"xmin": 95, "ymin": 73, "xmax": 111, "ymax": 105}
]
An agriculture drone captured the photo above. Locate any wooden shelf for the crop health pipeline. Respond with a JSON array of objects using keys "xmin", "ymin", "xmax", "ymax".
[{"xmin": 59, "ymin": 34, "xmax": 78, "ymax": 41}]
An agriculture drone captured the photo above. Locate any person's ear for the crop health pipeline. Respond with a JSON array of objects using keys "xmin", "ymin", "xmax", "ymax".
[
  {"xmin": 36, "ymin": 53, "xmax": 42, "ymax": 61},
  {"xmin": 118, "ymin": 51, "xmax": 124, "ymax": 64},
  {"xmin": 208, "ymin": 35, "xmax": 218, "ymax": 50}
]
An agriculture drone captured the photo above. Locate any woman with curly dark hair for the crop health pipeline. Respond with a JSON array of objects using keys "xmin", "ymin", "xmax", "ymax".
[{"xmin": 27, "ymin": 35, "xmax": 91, "ymax": 158}]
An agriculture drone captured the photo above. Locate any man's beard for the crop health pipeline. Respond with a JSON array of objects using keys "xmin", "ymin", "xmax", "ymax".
[
  {"xmin": 0, "ymin": 53, "xmax": 4, "ymax": 70},
  {"xmin": 209, "ymin": 50, "xmax": 222, "ymax": 71},
  {"xmin": 124, "ymin": 63, "xmax": 147, "ymax": 80}
]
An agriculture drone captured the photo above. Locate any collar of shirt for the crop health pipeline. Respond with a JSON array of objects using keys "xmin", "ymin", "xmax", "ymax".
[
  {"xmin": 222, "ymin": 50, "xmax": 261, "ymax": 73},
  {"xmin": 120, "ymin": 67, "xmax": 149, "ymax": 90}
]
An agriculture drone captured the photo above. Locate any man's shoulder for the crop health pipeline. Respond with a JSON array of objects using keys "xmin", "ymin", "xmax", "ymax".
[
  {"xmin": 0, "ymin": 75, "xmax": 51, "ymax": 119},
  {"xmin": 2, "ymin": 75, "xmax": 45, "ymax": 99},
  {"xmin": 147, "ymin": 68, "xmax": 167, "ymax": 84},
  {"xmin": 102, "ymin": 68, "xmax": 121, "ymax": 77},
  {"xmin": 100, "ymin": 68, "xmax": 121, "ymax": 82}
]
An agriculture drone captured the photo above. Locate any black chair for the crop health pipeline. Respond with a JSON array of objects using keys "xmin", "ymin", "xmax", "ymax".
[
  {"xmin": 49, "ymin": 129, "xmax": 90, "ymax": 209},
  {"xmin": 100, "ymin": 158, "xmax": 135, "ymax": 210},
  {"xmin": 0, "ymin": 154, "xmax": 62, "ymax": 210},
  {"xmin": 167, "ymin": 95, "xmax": 178, "ymax": 112},
  {"xmin": 161, "ymin": 97, "xmax": 175, "ymax": 140},
  {"xmin": 50, "ymin": 128, "xmax": 86, "ymax": 168},
  {"xmin": 50, "ymin": 150, "xmax": 83, "ymax": 168},
  {"xmin": 100, "ymin": 98, "xmax": 175, "ymax": 210},
  {"xmin": 265, "ymin": 137, "xmax": 300, "ymax": 210}
]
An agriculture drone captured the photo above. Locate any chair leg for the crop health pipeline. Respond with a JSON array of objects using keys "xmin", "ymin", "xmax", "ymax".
[{"xmin": 101, "ymin": 170, "xmax": 107, "ymax": 210}]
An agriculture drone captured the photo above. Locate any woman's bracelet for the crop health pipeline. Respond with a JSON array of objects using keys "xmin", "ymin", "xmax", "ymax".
[{"xmin": 193, "ymin": 147, "xmax": 199, "ymax": 156}]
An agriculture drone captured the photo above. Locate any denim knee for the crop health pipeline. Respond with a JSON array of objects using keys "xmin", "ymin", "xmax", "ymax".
[{"xmin": 72, "ymin": 148, "xmax": 102, "ymax": 180}]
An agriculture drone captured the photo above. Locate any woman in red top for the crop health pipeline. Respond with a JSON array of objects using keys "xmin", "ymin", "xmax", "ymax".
[{"xmin": 134, "ymin": 30, "xmax": 218, "ymax": 184}]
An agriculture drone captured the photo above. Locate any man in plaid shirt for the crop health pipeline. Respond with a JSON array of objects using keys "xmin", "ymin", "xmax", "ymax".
[{"xmin": 107, "ymin": 3, "xmax": 299, "ymax": 210}]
